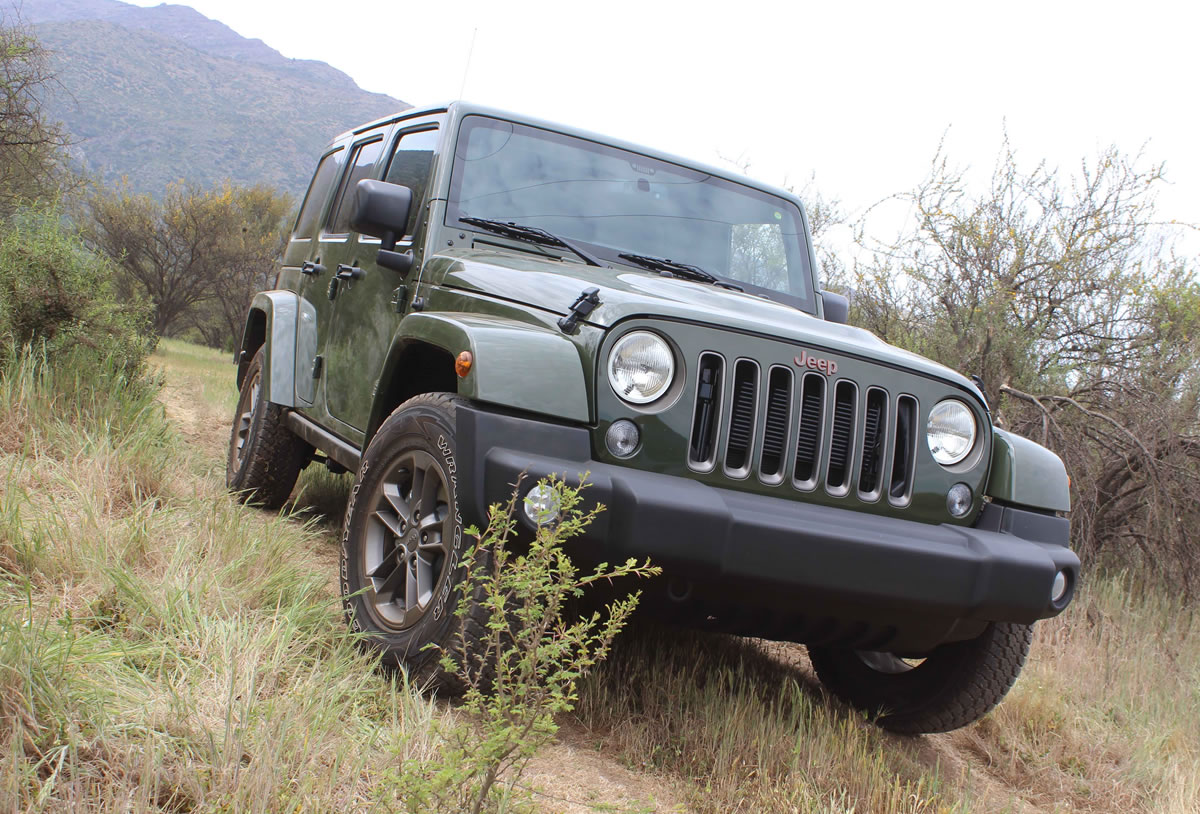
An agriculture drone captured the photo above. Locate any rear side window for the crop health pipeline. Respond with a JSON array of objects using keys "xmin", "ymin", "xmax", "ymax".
[
  {"xmin": 292, "ymin": 147, "xmax": 345, "ymax": 238},
  {"xmin": 384, "ymin": 128, "xmax": 439, "ymax": 239},
  {"xmin": 328, "ymin": 138, "xmax": 384, "ymax": 235}
]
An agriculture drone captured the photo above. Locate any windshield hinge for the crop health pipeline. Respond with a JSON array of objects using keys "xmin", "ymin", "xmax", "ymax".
[{"xmin": 557, "ymin": 287, "xmax": 601, "ymax": 335}]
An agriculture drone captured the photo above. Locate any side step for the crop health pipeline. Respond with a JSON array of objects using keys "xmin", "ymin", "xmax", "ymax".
[{"xmin": 286, "ymin": 411, "xmax": 361, "ymax": 473}]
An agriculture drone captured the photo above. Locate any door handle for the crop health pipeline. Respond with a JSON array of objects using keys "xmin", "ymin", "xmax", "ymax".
[
  {"xmin": 336, "ymin": 264, "xmax": 364, "ymax": 281},
  {"xmin": 300, "ymin": 261, "xmax": 326, "ymax": 275}
]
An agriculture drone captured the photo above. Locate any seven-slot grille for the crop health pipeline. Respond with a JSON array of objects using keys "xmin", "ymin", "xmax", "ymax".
[{"xmin": 687, "ymin": 354, "xmax": 919, "ymax": 505}]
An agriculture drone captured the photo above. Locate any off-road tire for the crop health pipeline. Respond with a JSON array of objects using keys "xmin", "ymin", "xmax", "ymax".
[
  {"xmin": 226, "ymin": 349, "xmax": 309, "ymax": 509},
  {"xmin": 807, "ymin": 621, "xmax": 1033, "ymax": 734},
  {"xmin": 340, "ymin": 392, "xmax": 488, "ymax": 692}
]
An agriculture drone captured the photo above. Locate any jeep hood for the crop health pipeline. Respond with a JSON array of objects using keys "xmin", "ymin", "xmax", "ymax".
[{"xmin": 430, "ymin": 248, "xmax": 983, "ymax": 398}]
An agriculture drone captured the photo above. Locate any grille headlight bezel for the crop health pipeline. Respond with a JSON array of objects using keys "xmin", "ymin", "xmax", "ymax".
[
  {"xmin": 607, "ymin": 331, "xmax": 676, "ymax": 405},
  {"xmin": 927, "ymin": 399, "xmax": 978, "ymax": 467}
]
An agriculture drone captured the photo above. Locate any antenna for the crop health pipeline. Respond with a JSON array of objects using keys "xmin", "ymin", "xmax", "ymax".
[{"xmin": 458, "ymin": 27, "xmax": 478, "ymax": 100}]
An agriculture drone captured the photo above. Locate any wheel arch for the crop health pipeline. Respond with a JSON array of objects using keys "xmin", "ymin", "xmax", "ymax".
[
  {"xmin": 236, "ymin": 291, "xmax": 299, "ymax": 407},
  {"xmin": 986, "ymin": 428, "xmax": 1071, "ymax": 513},
  {"xmin": 365, "ymin": 312, "xmax": 591, "ymax": 446}
]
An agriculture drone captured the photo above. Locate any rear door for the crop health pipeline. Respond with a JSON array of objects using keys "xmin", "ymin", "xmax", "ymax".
[{"xmin": 288, "ymin": 144, "xmax": 346, "ymax": 406}]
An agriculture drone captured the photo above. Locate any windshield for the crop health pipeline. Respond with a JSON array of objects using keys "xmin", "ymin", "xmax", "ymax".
[{"xmin": 446, "ymin": 115, "xmax": 816, "ymax": 312}]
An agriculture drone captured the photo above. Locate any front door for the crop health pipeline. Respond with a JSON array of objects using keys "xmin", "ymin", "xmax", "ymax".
[
  {"xmin": 325, "ymin": 122, "xmax": 442, "ymax": 432},
  {"xmin": 302, "ymin": 134, "xmax": 386, "ymax": 428}
]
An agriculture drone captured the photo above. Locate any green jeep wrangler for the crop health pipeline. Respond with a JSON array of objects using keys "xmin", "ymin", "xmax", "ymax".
[{"xmin": 227, "ymin": 102, "xmax": 1078, "ymax": 734}]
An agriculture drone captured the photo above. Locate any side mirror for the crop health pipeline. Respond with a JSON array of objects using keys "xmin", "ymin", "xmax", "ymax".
[
  {"xmin": 821, "ymin": 291, "xmax": 849, "ymax": 324},
  {"xmin": 350, "ymin": 179, "xmax": 414, "ymax": 274}
]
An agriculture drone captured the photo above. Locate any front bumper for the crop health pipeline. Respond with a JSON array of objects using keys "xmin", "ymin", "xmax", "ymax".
[{"xmin": 457, "ymin": 403, "xmax": 1078, "ymax": 649}]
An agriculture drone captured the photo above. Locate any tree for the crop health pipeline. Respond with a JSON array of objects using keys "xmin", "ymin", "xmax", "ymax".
[
  {"xmin": 0, "ymin": 18, "xmax": 71, "ymax": 218},
  {"xmin": 847, "ymin": 139, "xmax": 1200, "ymax": 591},
  {"xmin": 85, "ymin": 181, "xmax": 290, "ymax": 340}
]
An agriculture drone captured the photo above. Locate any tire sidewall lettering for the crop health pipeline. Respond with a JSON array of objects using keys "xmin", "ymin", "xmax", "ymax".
[{"xmin": 432, "ymin": 432, "xmax": 463, "ymax": 622}]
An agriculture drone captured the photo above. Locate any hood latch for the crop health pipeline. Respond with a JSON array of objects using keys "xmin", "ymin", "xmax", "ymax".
[{"xmin": 557, "ymin": 287, "xmax": 601, "ymax": 335}]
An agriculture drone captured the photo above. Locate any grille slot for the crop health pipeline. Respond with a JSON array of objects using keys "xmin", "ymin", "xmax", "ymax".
[
  {"xmin": 858, "ymin": 388, "xmax": 889, "ymax": 498},
  {"xmin": 889, "ymin": 395, "xmax": 918, "ymax": 505},
  {"xmin": 723, "ymin": 360, "xmax": 759, "ymax": 476},
  {"xmin": 825, "ymin": 380, "xmax": 858, "ymax": 494},
  {"xmin": 793, "ymin": 373, "xmax": 826, "ymax": 487},
  {"xmin": 759, "ymin": 367, "xmax": 793, "ymax": 482},
  {"xmin": 682, "ymin": 346, "xmax": 933, "ymax": 513},
  {"xmin": 688, "ymin": 353, "xmax": 725, "ymax": 469}
]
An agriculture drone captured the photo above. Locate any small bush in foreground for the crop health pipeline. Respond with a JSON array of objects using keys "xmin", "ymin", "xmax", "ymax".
[{"xmin": 389, "ymin": 480, "xmax": 660, "ymax": 814}]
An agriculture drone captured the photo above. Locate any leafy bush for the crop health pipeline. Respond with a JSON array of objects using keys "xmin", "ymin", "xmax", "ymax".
[
  {"xmin": 389, "ymin": 479, "xmax": 660, "ymax": 814},
  {"xmin": 0, "ymin": 205, "xmax": 153, "ymax": 374}
]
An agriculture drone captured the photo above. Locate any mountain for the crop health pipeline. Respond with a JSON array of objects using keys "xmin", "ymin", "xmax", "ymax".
[{"xmin": 23, "ymin": 0, "xmax": 409, "ymax": 199}]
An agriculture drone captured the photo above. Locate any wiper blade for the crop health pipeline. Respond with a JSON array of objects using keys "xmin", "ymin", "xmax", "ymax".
[
  {"xmin": 617, "ymin": 252, "xmax": 743, "ymax": 291},
  {"xmin": 459, "ymin": 216, "xmax": 604, "ymax": 267}
]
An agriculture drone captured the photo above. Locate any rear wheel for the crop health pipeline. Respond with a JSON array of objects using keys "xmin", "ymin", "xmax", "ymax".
[
  {"xmin": 226, "ymin": 349, "xmax": 309, "ymax": 509},
  {"xmin": 807, "ymin": 621, "xmax": 1033, "ymax": 734}
]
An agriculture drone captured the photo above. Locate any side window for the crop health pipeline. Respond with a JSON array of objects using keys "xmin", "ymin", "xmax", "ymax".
[
  {"xmin": 292, "ymin": 147, "xmax": 345, "ymax": 238},
  {"xmin": 383, "ymin": 128, "xmax": 438, "ymax": 240},
  {"xmin": 327, "ymin": 137, "xmax": 384, "ymax": 235}
]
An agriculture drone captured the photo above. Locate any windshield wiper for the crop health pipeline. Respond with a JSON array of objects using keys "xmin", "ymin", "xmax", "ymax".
[
  {"xmin": 459, "ymin": 216, "xmax": 604, "ymax": 267},
  {"xmin": 617, "ymin": 252, "xmax": 743, "ymax": 291}
]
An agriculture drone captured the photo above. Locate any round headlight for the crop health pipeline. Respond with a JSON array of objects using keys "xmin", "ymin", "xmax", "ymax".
[
  {"xmin": 927, "ymin": 399, "xmax": 977, "ymax": 466},
  {"xmin": 608, "ymin": 331, "xmax": 675, "ymax": 404}
]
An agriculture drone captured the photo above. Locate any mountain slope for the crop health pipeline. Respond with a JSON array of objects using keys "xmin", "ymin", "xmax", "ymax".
[{"xmin": 27, "ymin": 1, "xmax": 408, "ymax": 197}]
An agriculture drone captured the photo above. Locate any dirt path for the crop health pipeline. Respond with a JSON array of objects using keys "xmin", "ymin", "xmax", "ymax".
[{"xmin": 153, "ymin": 349, "xmax": 690, "ymax": 813}]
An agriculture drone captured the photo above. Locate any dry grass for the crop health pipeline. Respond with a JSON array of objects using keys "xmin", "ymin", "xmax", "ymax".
[
  {"xmin": 3, "ymin": 339, "xmax": 1198, "ymax": 813},
  {"xmin": 575, "ymin": 584, "xmax": 1200, "ymax": 813},
  {"xmin": 0, "ymin": 349, "xmax": 451, "ymax": 811}
]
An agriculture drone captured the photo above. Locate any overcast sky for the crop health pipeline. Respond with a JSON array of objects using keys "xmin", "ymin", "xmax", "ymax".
[{"xmin": 127, "ymin": 0, "xmax": 1199, "ymax": 254}]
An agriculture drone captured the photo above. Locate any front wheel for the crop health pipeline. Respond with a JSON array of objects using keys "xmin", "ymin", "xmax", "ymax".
[
  {"xmin": 340, "ymin": 392, "xmax": 487, "ymax": 691},
  {"xmin": 807, "ymin": 621, "xmax": 1033, "ymax": 734}
]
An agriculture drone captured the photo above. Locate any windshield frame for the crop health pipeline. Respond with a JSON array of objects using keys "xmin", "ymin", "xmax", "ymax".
[{"xmin": 444, "ymin": 114, "xmax": 817, "ymax": 313}]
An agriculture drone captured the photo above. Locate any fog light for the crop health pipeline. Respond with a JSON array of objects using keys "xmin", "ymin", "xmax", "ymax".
[
  {"xmin": 946, "ymin": 483, "xmax": 972, "ymax": 517},
  {"xmin": 523, "ymin": 483, "xmax": 560, "ymax": 526},
  {"xmin": 605, "ymin": 419, "xmax": 640, "ymax": 458},
  {"xmin": 1051, "ymin": 569, "xmax": 1069, "ymax": 603}
]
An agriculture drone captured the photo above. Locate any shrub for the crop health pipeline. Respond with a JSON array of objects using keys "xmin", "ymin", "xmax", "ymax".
[
  {"xmin": 388, "ymin": 479, "xmax": 660, "ymax": 814},
  {"xmin": 0, "ymin": 205, "xmax": 153, "ymax": 374}
]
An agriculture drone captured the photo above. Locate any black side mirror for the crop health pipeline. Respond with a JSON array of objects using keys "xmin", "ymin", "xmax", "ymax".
[
  {"xmin": 821, "ymin": 291, "xmax": 849, "ymax": 324},
  {"xmin": 350, "ymin": 179, "xmax": 414, "ymax": 275}
]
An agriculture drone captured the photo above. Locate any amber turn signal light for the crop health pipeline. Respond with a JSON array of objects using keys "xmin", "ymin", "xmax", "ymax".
[{"xmin": 455, "ymin": 351, "xmax": 473, "ymax": 378}]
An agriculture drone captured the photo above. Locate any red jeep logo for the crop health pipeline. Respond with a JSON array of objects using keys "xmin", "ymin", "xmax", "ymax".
[{"xmin": 794, "ymin": 350, "xmax": 838, "ymax": 376}]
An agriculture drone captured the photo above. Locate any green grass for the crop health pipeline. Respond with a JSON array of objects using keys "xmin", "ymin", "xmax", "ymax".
[{"xmin": 152, "ymin": 337, "xmax": 239, "ymax": 414}]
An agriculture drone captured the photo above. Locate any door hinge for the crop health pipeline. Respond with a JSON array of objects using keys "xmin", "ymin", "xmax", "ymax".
[
  {"xmin": 311, "ymin": 355, "xmax": 324, "ymax": 379},
  {"xmin": 391, "ymin": 285, "xmax": 409, "ymax": 313}
]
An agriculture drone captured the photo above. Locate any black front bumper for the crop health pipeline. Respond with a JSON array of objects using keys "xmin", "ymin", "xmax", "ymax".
[{"xmin": 457, "ymin": 403, "xmax": 1078, "ymax": 649}]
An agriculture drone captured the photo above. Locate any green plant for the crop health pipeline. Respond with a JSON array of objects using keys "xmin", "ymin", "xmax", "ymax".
[
  {"xmin": 390, "ymin": 478, "xmax": 660, "ymax": 814},
  {"xmin": 0, "ymin": 205, "xmax": 153, "ymax": 375}
]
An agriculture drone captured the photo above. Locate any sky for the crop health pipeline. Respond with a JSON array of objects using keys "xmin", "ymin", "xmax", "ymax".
[{"xmin": 126, "ymin": 0, "xmax": 1200, "ymax": 255}]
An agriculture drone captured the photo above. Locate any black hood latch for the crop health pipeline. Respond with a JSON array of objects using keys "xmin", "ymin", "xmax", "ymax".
[{"xmin": 557, "ymin": 287, "xmax": 601, "ymax": 335}]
